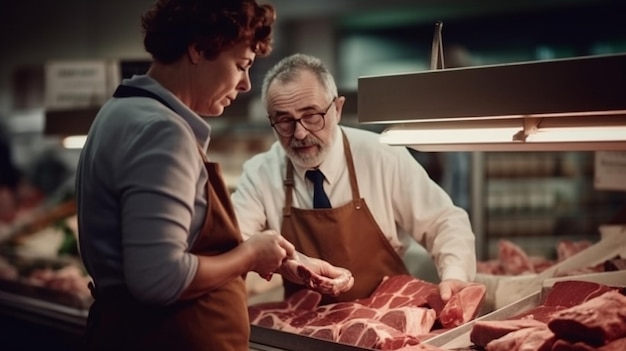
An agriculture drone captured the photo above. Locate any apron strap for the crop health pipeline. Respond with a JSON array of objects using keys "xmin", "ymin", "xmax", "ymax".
[
  {"xmin": 340, "ymin": 129, "xmax": 362, "ymax": 209},
  {"xmin": 283, "ymin": 160, "xmax": 294, "ymax": 217},
  {"xmin": 113, "ymin": 85, "xmax": 174, "ymax": 111}
]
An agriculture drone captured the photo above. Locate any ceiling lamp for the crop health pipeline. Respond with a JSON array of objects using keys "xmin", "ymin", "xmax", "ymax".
[{"xmin": 357, "ymin": 24, "xmax": 626, "ymax": 151}]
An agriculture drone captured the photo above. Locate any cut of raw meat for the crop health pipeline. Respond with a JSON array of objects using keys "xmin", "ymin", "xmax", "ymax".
[
  {"xmin": 551, "ymin": 339, "xmax": 595, "ymax": 351},
  {"xmin": 248, "ymin": 289, "xmax": 322, "ymax": 330},
  {"xmin": 470, "ymin": 319, "xmax": 547, "ymax": 347},
  {"xmin": 299, "ymin": 302, "xmax": 380, "ymax": 341},
  {"xmin": 485, "ymin": 325, "xmax": 554, "ymax": 351},
  {"xmin": 249, "ymin": 275, "xmax": 486, "ymax": 350},
  {"xmin": 598, "ymin": 337, "xmax": 626, "ymax": 351},
  {"xmin": 508, "ymin": 305, "xmax": 567, "ymax": 323},
  {"xmin": 498, "ymin": 240, "xmax": 535, "ymax": 275},
  {"xmin": 284, "ymin": 252, "xmax": 353, "ymax": 296},
  {"xmin": 336, "ymin": 318, "xmax": 421, "ymax": 350},
  {"xmin": 438, "ymin": 283, "xmax": 487, "ymax": 328},
  {"xmin": 357, "ymin": 275, "xmax": 440, "ymax": 309},
  {"xmin": 469, "ymin": 281, "xmax": 626, "ymax": 351},
  {"xmin": 377, "ymin": 307, "xmax": 436, "ymax": 337},
  {"xmin": 548, "ymin": 290, "xmax": 626, "ymax": 346},
  {"xmin": 543, "ymin": 280, "xmax": 616, "ymax": 308}
]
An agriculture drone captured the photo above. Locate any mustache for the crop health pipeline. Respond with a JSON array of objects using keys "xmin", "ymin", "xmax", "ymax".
[{"xmin": 290, "ymin": 135, "xmax": 322, "ymax": 148}]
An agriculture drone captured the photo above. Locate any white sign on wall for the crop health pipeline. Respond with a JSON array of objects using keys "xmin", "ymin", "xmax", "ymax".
[
  {"xmin": 45, "ymin": 60, "xmax": 120, "ymax": 110},
  {"xmin": 595, "ymin": 151, "xmax": 626, "ymax": 191}
]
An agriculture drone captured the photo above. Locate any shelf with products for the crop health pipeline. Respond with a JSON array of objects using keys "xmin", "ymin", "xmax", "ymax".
[{"xmin": 481, "ymin": 151, "xmax": 625, "ymax": 259}]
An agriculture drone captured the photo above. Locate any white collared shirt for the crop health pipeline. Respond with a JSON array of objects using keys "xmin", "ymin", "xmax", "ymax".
[{"xmin": 231, "ymin": 125, "xmax": 476, "ymax": 282}]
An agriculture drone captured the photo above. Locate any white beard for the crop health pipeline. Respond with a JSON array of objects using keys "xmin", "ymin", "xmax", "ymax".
[{"xmin": 285, "ymin": 126, "xmax": 338, "ymax": 168}]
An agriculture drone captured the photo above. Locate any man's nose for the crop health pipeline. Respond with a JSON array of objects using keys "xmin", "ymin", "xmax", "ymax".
[{"xmin": 292, "ymin": 120, "xmax": 309, "ymax": 140}]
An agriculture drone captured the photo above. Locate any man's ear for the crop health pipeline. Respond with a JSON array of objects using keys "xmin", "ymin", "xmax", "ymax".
[
  {"xmin": 187, "ymin": 43, "xmax": 202, "ymax": 64},
  {"xmin": 334, "ymin": 95, "xmax": 346, "ymax": 123}
]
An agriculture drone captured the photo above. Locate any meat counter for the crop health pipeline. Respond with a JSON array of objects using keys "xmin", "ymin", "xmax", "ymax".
[
  {"xmin": 425, "ymin": 270, "xmax": 626, "ymax": 350},
  {"xmin": 0, "ymin": 272, "xmax": 377, "ymax": 351}
]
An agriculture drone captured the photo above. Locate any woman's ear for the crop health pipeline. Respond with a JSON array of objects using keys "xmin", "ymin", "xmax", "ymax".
[{"xmin": 187, "ymin": 43, "xmax": 202, "ymax": 64}]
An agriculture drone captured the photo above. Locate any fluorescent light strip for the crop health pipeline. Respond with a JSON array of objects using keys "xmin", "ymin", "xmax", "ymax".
[
  {"xmin": 528, "ymin": 128, "xmax": 626, "ymax": 142},
  {"xmin": 380, "ymin": 127, "xmax": 521, "ymax": 144}
]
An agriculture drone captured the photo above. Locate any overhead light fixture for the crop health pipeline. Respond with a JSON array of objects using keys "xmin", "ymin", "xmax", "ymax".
[
  {"xmin": 357, "ymin": 24, "xmax": 626, "ymax": 151},
  {"xmin": 380, "ymin": 114, "xmax": 626, "ymax": 152}
]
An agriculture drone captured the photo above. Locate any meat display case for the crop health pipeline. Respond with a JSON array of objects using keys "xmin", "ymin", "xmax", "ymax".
[
  {"xmin": 480, "ymin": 151, "xmax": 624, "ymax": 260},
  {"xmin": 425, "ymin": 270, "xmax": 626, "ymax": 350},
  {"xmin": 250, "ymin": 326, "xmax": 375, "ymax": 351},
  {"xmin": 0, "ymin": 279, "xmax": 377, "ymax": 351}
]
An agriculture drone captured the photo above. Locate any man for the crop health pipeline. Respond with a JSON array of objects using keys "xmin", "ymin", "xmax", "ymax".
[{"xmin": 232, "ymin": 53, "xmax": 477, "ymax": 304}]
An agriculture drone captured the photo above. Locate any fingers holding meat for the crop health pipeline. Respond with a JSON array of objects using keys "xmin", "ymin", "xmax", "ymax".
[
  {"xmin": 244, "ymin": 229, "xmax": 295, "ymax": 279},
  {"xmin": 279, "ymin": 252, "xmax": 354, "ymax": 296}
]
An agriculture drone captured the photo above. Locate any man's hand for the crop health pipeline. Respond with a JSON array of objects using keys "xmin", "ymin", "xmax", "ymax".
[
  {"xmin": 279, "ymin": 252, "xmax": 354, "ymax": 296},
  {"xmin": 439, "ymin": 279, "xmax": 473, "ymax": 303}
]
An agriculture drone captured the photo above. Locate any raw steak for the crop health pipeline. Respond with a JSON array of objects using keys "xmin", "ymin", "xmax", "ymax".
[
  {"xmin": 283, "ymin": 252, "xmax": 353, "ymax": 296},
  {"xmin": 358, "ymin": 275, "xmax": 440, "ymax": 309},
  {"xmin": 377, "ymin": 306, "xmax": 436, "ymax": 337},
  {"xmin": 551, "ymin": 339, "xmax": 595, "ymax": 351},
  {"xmin": 485, "ymin": 325, "xmax": 555, "ymax": 351},
  {"xmin": 250, "ymin": 275, "xmax": 484, "ymax": 350},
  {"xmin": 543, "ymin": 280, "xmax": 616, "ymax": 308},
  {"xmin": 248, "ymin": 289, "xmax": 322, "ymax": 329},
  {"xmin": 359, "ymin": 275, "xmax": 484, "ymax": 331},
  {"xmin": 470, "ymin": 319, "xmax": 547, "ymax": 347},
  {"xmin": 438, "ymin": 283, "xmax": 487, "ymax": 328},
  {"xmin": 498, "ymin": 240, "xmax": 534, "ymax": 275},
  {"xmin": 336, "ymin": 318, "xmax": 421, "ymax": 350},
  {"xmin": 508, "ymin": 305, "xmax": 566, "ymax": 323},
  {"xmin": 598, "ymin": 337, "xmax": 626, "ymax": 351},
  {"xmin": 300, "ymin": 302, "xmax": 436, "ymax": 340},
  {"xmin": 548, "ymin": 290, "xmax": 626, "ymax": 346},
  {"xmin": 299, "ymin": 302, "xmax": 379, "ymax": 341}
]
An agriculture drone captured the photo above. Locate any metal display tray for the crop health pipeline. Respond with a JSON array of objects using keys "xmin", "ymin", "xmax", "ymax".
[
  {"xmin": 424, "ymin": 292, "xmax": 542, "ymax": 349},
  {"xmin": 250, "ymin": 325, "xmax": 376, "ymax": 351},
  {"xmin": 424, "ymin": 270, "xmax": 626, "ymax": 350}
]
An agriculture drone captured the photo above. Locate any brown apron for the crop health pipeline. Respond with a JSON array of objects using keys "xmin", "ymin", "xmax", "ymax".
[
  {"xmin": 281, "ymin": 130, "xmax": 409, "ymax": 305},
  {"xmin": 83, "ymin": 147, "xmax": 248, "ymax": 351}
]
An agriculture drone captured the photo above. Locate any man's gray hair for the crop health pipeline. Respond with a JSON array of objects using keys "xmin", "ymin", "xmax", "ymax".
[{"xmin": 261, "ymin": 53, "xmax": 338, "ymax": 108}]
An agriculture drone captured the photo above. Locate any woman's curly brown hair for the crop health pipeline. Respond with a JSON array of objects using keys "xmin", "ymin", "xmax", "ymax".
[{"xmin": 141, "ymin": 0, "xmax": 276, "ymax": 64}]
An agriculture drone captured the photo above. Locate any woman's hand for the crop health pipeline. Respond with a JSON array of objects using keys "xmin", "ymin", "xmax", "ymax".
[{"xmin": 244, "ymin": 230, "xmax": 295, "ymax": 279}]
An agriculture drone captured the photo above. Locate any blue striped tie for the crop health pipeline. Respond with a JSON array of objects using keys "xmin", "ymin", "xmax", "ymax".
[{"xmin": 305, "ymin": 169, "xmax": 331, "ymax": 209}]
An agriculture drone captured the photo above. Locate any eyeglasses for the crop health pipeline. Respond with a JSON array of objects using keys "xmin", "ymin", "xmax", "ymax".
[{"xmin": 269, "ymin": 97, "xmax": 337, "ymax": 137}]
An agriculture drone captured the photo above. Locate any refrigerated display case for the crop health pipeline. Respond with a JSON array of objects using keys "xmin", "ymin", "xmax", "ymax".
[{"xmin": 481, "ymin": 151, "xmax": 624, "ymax": 260}]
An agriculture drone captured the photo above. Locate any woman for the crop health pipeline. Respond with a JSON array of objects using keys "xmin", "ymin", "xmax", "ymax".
[{"xmin": 76, "ymin": 1, "xmax": 295, "ymax": 350}]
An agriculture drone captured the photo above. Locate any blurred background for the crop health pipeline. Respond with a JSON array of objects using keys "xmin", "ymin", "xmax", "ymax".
[
  {"xmin": 0, "ymin": 0, "xmax": 625, "ymax": 349},
  {"xmin": 1, "ymin": 0, "xmax": 625, "ymax": 256}
]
